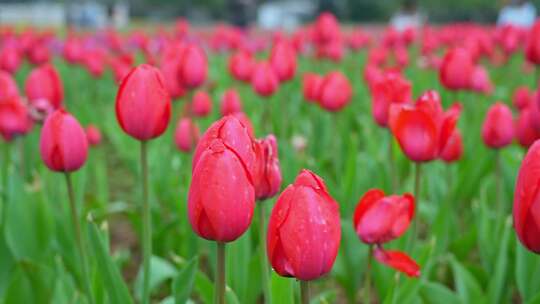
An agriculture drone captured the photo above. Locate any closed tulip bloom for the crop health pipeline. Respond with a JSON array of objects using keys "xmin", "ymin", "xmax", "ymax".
[
  {"xmin": 39, "ymin": 109, "xmax": 88, "ymax": 172},
  {"xmin": 178, "ymin": 44, "xmax": 207, "ymax": 88},
  {"xmin": 513, "ymin": 140, "xmax": 540, "ymax": 252},
  {"xmin": 115, "ymin": 64, "xmax": 171, "ymax": 141},
  {"xmin": 318, "ymin": 71, "xmax": 352, "ymax": 112},
  {"xmin": 85, "ymin": 125, "xmax": 102, "ymax": 147},
  {"xmin": 25, "ymin": 63, "xmax": 64, "ymax": 109},
  {"xmin": 440, "ymin": 130, "xmax": 463, "ymax": 163},
  {"xmin": 28, "ymin": 43, "xmax": 50, "ymax": 65},
  {"xmin": 0, "ymin": 71, "xmax": 19, "ymax": 102},
  {"xmin": 370, "ymin": 72, "xmax": 412, "ymax": 127},
  {"xmin": 251, "ymin": 62, "xmax": 279, "ymax": 97},
  {"xmin": 267, "ymin": 170, "xmax": 341, "ymax": 281},
  {"xmin": 63, "ymin": 38, "xmax": 84, "ymax": 64},
  {"xmin": 0, "ymin": 96, "xmax": 33, "ymax": 141},
  {"xmin": 254, "ymin": 135, "xmax": 282, "ymax": 200},
  {"xmin": 220, "ymin": 89, "xmax": 243, "ymax": 116},
  {"xmin": 174, "ymin": 117, "xmax": 199, "ymax": 152},
  {"xmin": 302, "ymin": 73, "xmax": 322, "ymax": 103},
  {"xmin": 526, "ymin": 21, "xmax": 540, "ymax": 65},
  {"xmin": 513, "ymin": 87, "xmax": 532, "ymax": 110},
  {"xmin": 439, "ymin": 48, "xmax": 475, "ymax": 91},
  {"xmin": 160, "ymin": 54, "xmax": 186, "ymax": 100},
  {"xmin": 269, "ymin": 41, "xmax": 297, "ymax": 82},
  {"xmin": 470, "ymin": 65, "xmax": 493, "ymax": 95},
  {"xmin": 314, "ymin": 12, "xmax": 340, "ymax": 44},
  {"xmin": 481, "ymin": 102, "xmax": 515, "ymax": 149},
  {"xmin": 229, "ymin": 50, "xmax": 254, "ymax": 82},
  {"xmin": 516, "ymin": 109, "xmax": 540, "ymax": 148},
  {"xmin": 191, "ymin": 91, "xmax": 212, "ymax": 117},
  {"xmin": 0, "ymin": 46, "xmax": 21, "ymax": 74}
]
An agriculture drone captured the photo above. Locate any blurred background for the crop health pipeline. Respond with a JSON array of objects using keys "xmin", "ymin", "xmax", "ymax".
[{"xmin": 2, "ymin": 0, "xmax": 540, "ymax": 30}]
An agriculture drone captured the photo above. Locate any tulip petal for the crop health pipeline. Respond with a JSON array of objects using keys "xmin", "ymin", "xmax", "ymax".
[
  {"xmin": 374, "ymin": 247, "xmax": 420, "ymax": 277},
  {"xmin": 391, "ymin": 107, "xmax": 438, "ymax": 162},
  {"xmin": 353, "ymin": 189, "xmax": 385, "ymax": 228}
]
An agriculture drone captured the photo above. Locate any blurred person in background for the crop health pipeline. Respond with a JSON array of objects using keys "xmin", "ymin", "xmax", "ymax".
[
  {"xmin": 390, "ymin": 0, "xmax": 425, "ymax": 32},
  {"xmin": 497, "ymin": 0, "xmax": 536, "ymax": 28}
]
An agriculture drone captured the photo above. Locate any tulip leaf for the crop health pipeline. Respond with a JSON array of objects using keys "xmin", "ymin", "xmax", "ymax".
[
  {"xmin": 486, "ymin": 218, "xmax": 511, "ymax": 304},
  {"xmin": 420, "ymin": 282, "xmax": 463, "ymax": 304},
  {"xmin": 270, "ymin": 272, "xmax": 294, "ymax": 304},
  {"xmin": 134, "ymin": 255, "xmax": 177, "ymax": 300},
  {"xmin": 172, "ymin": 256, "xmax": 198, "ymax": 304},
  {"xmin": 449, "ymin": 255, "xmax": 486, "ymax": 304}
]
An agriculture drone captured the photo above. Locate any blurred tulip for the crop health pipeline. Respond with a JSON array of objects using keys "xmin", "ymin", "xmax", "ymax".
[
  {"xmin": 270, "ymin": 41, "xmax": 297, "ymax": 82},
  {"xmin": 302, "ymin": 73, "xmax": 322, "ymax": 103},
  {"xmin": 85, "ymin": 125, "xmax": 102, "ymax": 147},
  {"xmin": 513, "ymin": 86, "xmax": 533, "ymax": 110},
  {"xmin": 39, "ymin": 109, "xmax": 88, "ymax": 172},
  {"xmin": 318, "ymin": 71, "xmax": 352, "ymax": 112},
  {"xmin": 28, "ymin": 43, "xmax": 50, "ymax": 65},
  {"xmin": 314, "ymin": 12, "xmax": 340, "ymax": 44},
  {"xmin": 0, "ymin": 96, "xmax": 32, "ymax": 141},
  {"xmin": 178, "ymin": 44, "xmax": 207, "ymax": 88},
  {"xmin": 440, "ymin": 130, "xmax": 463, "ymax": 163},
  {"xmin": 439, "ymin": 48, "xmax": 474, "ymax": 91},
  {"xmin": 0, "ymin": 71, "xmax": 19, "ymax": 101},
  {"xmin": 229, "ymin": 50, "xmax": 254, "ymax": 82},
  {"xmin": 253, "ymin": 134, "xmax": 282, "ymax": 200},
  {"xmin": 516, "ymin": 109, "xmax": 540, "ymax": 148},
  {"xmin": 370, "ymin": 72, "xmax": 412, "ymax": 127},
  {"xmin": 251, "ymin": 62, "xmax": 279, "ymax": 97},
  {"xmin": 373, "ymin": 247, "xmax": 420, "ymax": 277},
  {"xmin": 25, "ymin": 63, "xmax": 64, "ymax": 109},
  {"xmin": 470, "ymin": 65, "xmax": 493, "ymax": 95},
  {"xmin": 191, "ymin": 91, "xmax": 212, "ymax": 117},
  {"xmin": 220, "ymin": 89, "xmax": 243, "ymax": 116},
  {"xmin": 526, "ymin": 21, "xmax": 540, "ymax": 65},
  {"xmin": 116, "ymin": 64, "xmax": 171, "ymax": 141},
  {"xmin": 481, "ymin": 102, "xmax": 514, "ymax": 149},
  {"xmin": 267, "ymin": 169, "xmax": 341, "ymax": 281},
  {"xmin": 0, "ymin": 46, "xmax": 21, "ymax": 74},
  {"xmin": 174, "ymin": 117, "xmax": 199, "ymax": 152}
]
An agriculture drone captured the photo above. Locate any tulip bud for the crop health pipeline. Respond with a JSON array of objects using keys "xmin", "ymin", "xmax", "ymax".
[
  {"xmin": 302, "ymin": 73, "xmax": 322, "ymax": 103},
  {"xmin": 251, "ymin": 62, "xmax": 279, "ymax": 97},
  {"xmin": 174, "ymin": 117, "xmax": 199, "ymax": 152},
  {"xmin": 470, "ymin": 65, "xmax": 493, "ymax": 95},
  {"xmin": 0, "ymin": 71, "xmax": 19, "ymax": 102},
  {"xmin": 0, "ymin": 95, "xmax": 33, "ymax": 141},
  {"xmin": 254, "ymin": 135, "xmax": 282, "ymax": 200},
  {"xmin": 229, "ymin": 50, "xmax": 254, "ymax": 82},
  {"xmin": 269, "ymin": 41, "xmax": 297, "ymax": 82},
  {"xmin": 516, "ymin": 109, "xmax": 540, "ymax": 148},
  {"xmin": 115, "ymin": 64, "xmax": 171, "ymax": 141},
  {"xmin": 370, "ymin": 72, "xmax": 412, "ymax": 127},
  {"xmin": 85, "ymin": 125, "xmax": 102, "ymax": 147},
  {"xmin": 178, "ymin": 44, "xmax": 207, "ymax": 88},
  {"xmin": 318, "ymin": 71, "xmax": 352, "ymax": 112},
  {"xmin": 439, "ymin": 48, "xmax": 474, "ymax": 91},
  {"xmin": 267, "ymin": 169, "xmax": 341, "ymax": 281},
  {"xmin": 160, "ymin": 53, "xmax": 186, "ymax": 99},
  {"xmin": 513, "ymin": 87, "xmax": 532, "ymax": 110},
  {"xmin": 25, "ymin": 63, "xmax": 64, "ymax": 109},
  {"xmin": 526, "ymin": 21, "xmax": 540, "ymax": 65},
  {"xmin": 191, "ymin": 91, "xmax": 212, "ymax": 117},
  {"xmin": 0, "ymin": 46, "xmax": 21, "ymax": 74},
  {"xmin": 39, "ymin": 109, "xmax": 88, "ymax": 172},
  {"xmin": 481, "ymin": 102, "xmax": 514, "ymax": 149},
  {"xmin": 220, "ymin": 89, "xmax": 243, "ymax": 116}
]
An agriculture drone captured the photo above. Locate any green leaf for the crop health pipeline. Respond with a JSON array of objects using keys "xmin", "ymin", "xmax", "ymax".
[
  {"xmin": 486, "ymin": 218, "xmax": 511, "ymax": 304},
  {"xmin": 134, "ymin": 255, "xmax": 177, "ymax": 300},
  {"xmin": 173, "ymin": 256, "xmax": 198, "ymax": 304},
  {"xmin": 225, "ymin": 287, "xmax": 241, "ymax": 304},
  {"xmin": 421, "ymin": 282, "xmax": 463, "ymax": 304},
  {"xmin": 449, "ymin": 255, "xmax": 486, "ymax": 304},
  {"xmin": 270, "ymin": 272, "xmax": 294, "ymax": 304}
]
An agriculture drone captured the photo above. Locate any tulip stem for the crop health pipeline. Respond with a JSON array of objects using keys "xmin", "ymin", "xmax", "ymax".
[
  {"xmin": 65, "ymin": 173, "xmax": 94, "ymax": 304},
  {"xmin": 215, "ymin": 242, "xmax": 226, "ymax": 304},
  {"xmin": 259, "ymin": 203, "xmax": 271, "ymax": 303},
  {"xmin": 140, "ymin": 141, "xmax": 152, "ymax": 304},
  {"xmin": 388, "ymin": 131, "xmax": 398, "ymax": 192},
  {"xmin": 495, "ymin": 150, "xmax": 503, "ymax": 218},
  {"xmin": 408, "ymin": 163, "xmax": 422, "ymax": 250},
  {"xmin": 364, "ymin": 245, "xmax": 373, "ymax": 304},
  {"xmin": 300, "ymin": 280, "xmax": 310, "ymax": 304}
]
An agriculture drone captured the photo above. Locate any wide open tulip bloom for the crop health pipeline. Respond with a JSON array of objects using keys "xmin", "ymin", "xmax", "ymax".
[
  {"xmin": 318, "ymin": 71, "xmax": 352, "ymax": 112},
  {"xmin": 302, "ymin": 73, "xmax": 322, "ymax": 103},
  {"xmin": 481, "ymin": 102, "xmax": 514, "ymax": 149},
  {"xmin": 251, "ymin": 62, "xmax": 279, "ymax": 97},
  {"xmin": 116, "ymin": 64, "xmax": 171, "ymax": 141},
  {"xmin": 0, "ymin": 96, "xmax": 32, "ymax": 141},
  {"xmin": 267, "ymin": 169, "xmax": 341, "ymax": 281},
  {"xmin": 229, "ymin": 50, "xmax": 254, "ymax": 82},
  {"xmin": 86, "ymin": 125, "xmax": 102, "ymax": 147},
  {"xmin": 178, "ymin": 44, "xmax": 207, "ymax": 88},
  {"xmin": 513, "ymin": 140, "xmax": 540, "ymax": 253},
  {"xmin": 25, "ymin": 63, "xmax": 63, "ymax": 109},
  {"xmin": 254, "ymin": 135, "xmax": 282, "ymax": 200},
  {"xmin": 269, "ymin": 41, "xmax": 297, "ymax": 82},
  {"xmin": 191, "ymin": 91, "xmax": 212, "ymax": 117},
  {"xmin": 439, "ymin": 48, "xmax": 475, "ymax": 91},
  {"xmin": 220, "ymin": 89, "xmax": 242, "ymax": 116},
  {"xmin": 188, "ymin": 117, "xmax": 256, "ymax": 242},
  {"xmin": 39, "ymin": 109, "xmax": 88, "ymax": 172},
  {"xmin": 174, "ymin": 117, "xmax": 199, "ymax": 152},
  {"xmin": 370, "ymin": 72, "xmax": 412, "ymax": 127}
]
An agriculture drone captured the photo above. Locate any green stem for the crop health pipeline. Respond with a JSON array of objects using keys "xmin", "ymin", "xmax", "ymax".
[
  {"xmin": 408, "ymin": 163, "xmax": 422, "ymax": 250},
  {"xmin": 364, "ymin": 245, "xmax": 373, "ymax": 304},
  {"xmin": 140, "ymin": 141, "xmax": 151, "ymax": 304},
  {"xmin": 300, "ymin": 280, "xmax": 310, "ymax": 304},
  {"xmin": 215, "ymin": 242, "xmax": 226, "ymax": 304},
  {"xmin": 388, "ymin": 131, "xmax": 398, "ymax": 192},
  {"xmin": 65, "ymin": 173, "xmax": 94, "ymax": 304},
  {"xmin": 259, "ymin": 203, "xmax": 271, "ymax": 303},
  {"xmin": 495, "ymin": 150, "xmax": 503, "ymax": 218}
]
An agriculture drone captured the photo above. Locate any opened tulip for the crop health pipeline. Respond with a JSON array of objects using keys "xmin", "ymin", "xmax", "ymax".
[
  {"xmin": 229, "ymin": 50, "xmax": 254, "ymax": 82},
  {"xmin": 115, "ymin": 64, "xmax": 171, "ymax": 141},
  {"xmin": 251, "ymin": 62, "xmax": 279, "ymax": 97},
  {"xmin": 174, "ymin": 117, "xmax": 199, "ymax": 152},
  {"xmin": 220, "ymin": 89, "xmax": 243, "ymax": 116},
  {"xmin": 178, "ymin": 44, "xmax": 207, "ymax": 88},
  {"xmin": 302, "ymin": 73, "xmax": 322, "ymax": 103},
  {"xmin": 253, "ymin": 135, "xmax": 282, "ymax": 200},
  {"xmin": 269, "ymin": 41, "xmax": 297, "ymax": 82},
  {"xmin": 267, "ymin": 169, "xmax": 341, "ymax": 281},
  {"xmin": 318, "ymin": 71, "xmax": 352, "ymax": 112},
  {"xmin": 481, "ymin": 102, "xmax": 514, "ymax": 149},
  {"xmin": 0, "ymin": 96, "xmax": 33, "ymax": 141},
  {"xmin": 439, "ymin": 48, "xmax": 474, "ymax": 91},
  {"xmin": 25, "ymin": 63, "xmax": 64, "ymax": 109},
  {"xmin": 191, "ymin": 91, "xmax": 212, "ymax": 117},
  {"xmin": 85, "ymin": 125, "xmax": 102, "ymax": 147},
  {"xmin": 370, "ymin": 72, "xmax": 412, "ymax": 127}
]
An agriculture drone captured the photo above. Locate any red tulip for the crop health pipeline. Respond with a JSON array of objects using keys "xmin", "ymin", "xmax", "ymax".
[
  {"xmin": 85, "ymin": 125, "xmax": 102, "ymax": 147},
  {"xmin": 0, "ymin": 96, "xmax": 32, "ymax": 141},
  {"xmin": 0, "ymin": 71, "xmax": 19, "ymax": 102},
  {"xmin": 373, "ymin": 247, "xmax": 420, "ymax": 278},
  {"xmin": 318, "ymin": 71, "xmax": 352, "ymax": 112},
  {"xmin": 302, "ymin": 73, "xmax": 322, "ymax": 103},
  {"xmin": 513, "ymin": 87, "xmax": 532, "ymax": 110},
  {"xmin": 269, "ymin": 41, "xmax": 297, "ymax": 82},
  {"xmin": 191, "ymin": 91, "xmax": 212, "ymax": 117},
  {"xmin": 174, "ymin": 117, "xmax": 199, "ymax": 152},
  {"xmin": 251, "ymin": 62, "xmax": 279, "ymax": 97},
  {"xmin": 0, "ymin": 46, "xmax": 21, "ymax": 74},
  {"xmin": 526, "ymin": 21, "xmax": 540, "ymax": 65},
  {"xmin": 267, "ymin": 169, "xmax": 341, "ymax": 281},
  {"xmin": 115, "ymin": 64, "xmax": 171, "ymax": 141},
  {"xmin": 481, "ymin": 102, "xmax": 514, "ymax": 149},
  {"xmin": 25, "ymin": 63, "xmax": 64, "ymax": 109},
  {"xmin": 470, "ymin": 65, "xmax": 493, "ymax": 95},
  {"xmin": 188, "ymin": 116, "xmax": 256, "ymax": 242},
  {"xmin": 516, "ymin": 109, "xmax": 540, "ymax": 148},
  {"xmin": 253, "ymin": 134, "xmax": 282, "ymax": 200},
  {"xmin": 231, "ymin": 112, "xmax": 255, "ymax": 138},
  {"xmin": 178, "ymin": 44, "xmax": 207, "ymax": 88},
  {"xmin": 39, "ymin": 109, "xmax": 88, "ymax": 172},
  {"xmin": 229, "ymin": 50, "xmax": 254, "ymax": 82},
  {"xmin": 220, "ymin": 89, "xmax": 243, "ymax": 116},
  {"xmin": 439, "ymin": 48, "xmax": 475, "ymax": 91},
  {"xmin": 513, "ymin": 140, "xmax": 540, "ymax": 253},
  {"xmin": 28, "ymin": 43, "xmax": 50, "ymax": 65},
  {"xmin": 440, "ymin": 130, "xmax": 463, "ymax": 163},
  {"xmin": 370, "ymin": 72, "xmax": 412, "ymax": 127},
  {"xmin": 314, "ymin": 12, "xmax": 340, "ymax": 44},
  {"xmin": 63, "ymin": 38, "xmax": 84, "ymax": 64}
]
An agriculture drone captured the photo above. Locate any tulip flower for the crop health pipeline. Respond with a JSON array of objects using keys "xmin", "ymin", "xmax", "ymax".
[
  {"xmin": 513, "ymin": 86, "xmax": 533, "ymax": 110},
  {"xmin": 0, "ymin": 96, "xmax": 33, "ymax": 141},
  {"xmin": 39, "ymin": 109, "xmax": 93, "ymax": 303},
  {"xmin": 251, "ymin": 61, "xmax": 279, "ymax": 97},
  {"xmin": 220, "ymin": 89, "xmax": 243, "ymax": 116},
  {"xmin": 513, "ymin": 140, "xmax": 540, "ymax": 253},
  {"xmin": 525, "ymin": 21, "xmax": 540, "ymax": 65},
  {"xmin": 178, "ymin": 44, "xmax": 207, "ymax": 88},
  {"xmin": 25, "ymin": 63, "xmax": 64, "ymax": 110},
  {"xmin": 174, "ymin": 117, "xmax": 199, "ymax": 152},
  {"xmin": 440, "ymin": 130, "xmax": 463, "ymax": 163},
  {"xmin": 516, "ymin": 109, "xmax": 540, "ymax": 148},
  {"xmin": 86, "ymin": 125, "xmax": 102, "ymax": 147},
  {"xmin": 0, "ymin": 71, "xmax": 19, "ymax": 102},
  {"xmin": 269, "ymin": 41, "xmax": 297, "ymax": 82},
  {"xmin": 115, "ymin": 64, "xmax": 171, "ymax": 304},
  {"xmin": 231, "ymin": 112, "xmax": 255, "ymax": 138},
  {"xmin": 188, "ymin": 115, "xmax": 256, "ymax": 304},
  {"xmin": 267, "ymin": 170, "xmax": 341, "ymax": 303},
  {"xmin": 313, "ymin": 12, "xmax": 340, "ymax": 45},
  {"xmin": 160, "ymin": 54, "xmax": 186, "ymax": 100},
  {"xmin": 481, "ymin": 102, "xmax": 514, "ymax": 149},
  {"xmin": 439, "ymin": 48, "xmax": 475, "ymax": 91},
  {"xmin": 302, "ymin": 73, "xmax": 322, "ymax": 103},
  {"xmin": 229, "ymin": 50, "xmax": 254, "ymax": 82},
  {"xmin": 470, "ymin": 65, "xmax": 493, "ymax": 95},
  {"xmin": 191, "ymin": 91, "xmax": 212, "ymax": 117},
  {"xmin": 370, "ymin": 72, "xmax": 412, "ymax": 127},
  {"xmin": 318, "ymin": 71, "xmax": 352, "ymax": 112},
  {"xmin": 0, "ymin": 46, "xmax": 21, "ymax": 74}
]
